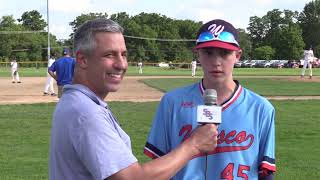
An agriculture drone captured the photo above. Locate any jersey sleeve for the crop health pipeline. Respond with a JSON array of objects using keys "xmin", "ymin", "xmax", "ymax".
[
  {"xmin": 144, "ymin": 95, "xmax": 171, "ymax": 159},
  {"xmin": 259, "ymin": 104, "xmax": 276, "ymax": 177},
  {"xmin": 70, "ymin": 113, "xmax": 137, "ymax": 179}
]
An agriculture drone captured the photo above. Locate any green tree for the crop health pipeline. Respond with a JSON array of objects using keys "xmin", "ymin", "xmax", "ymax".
[
  {"xmin": 18, "ymin": 10, "xmax": 47, "ymax": 31},
  {"xmin": 298, "ymin": 0, "xmax": 320, "ymax": 49},
  {"xmin": 253, "ymin": 46, "xmax": 275, "ymax": 60},
  {"xmin": 0, "ymin": 15, "xmax": 21, "ymax": 59},
  {"xmin": 276, "ymin": 25, "xmax": 305, "ymax": 59},
  {"xmin": 238, "ymin": 28, "xmax": 252, "ymax": 60},
  {"xmin": 314, "ymin": 44, "xmax": 320, "ymax": 57},
  {"xmin": 0, "ymin": 15, "xmax": 17, "ymax": 28},
  {"xmin": 0, "ymin": 13, "xmax": 58, "ymax": 61},
  {"xmin": 247, "ymin": 16, "xmax": 268, "ymax": 48},
  {"xmin": 248, "ymin": 9, "xmax": 304, "ymax": 60},
  {"xmin": 264, "ymin": 9, "xmax": 303, "ymax": 59}
]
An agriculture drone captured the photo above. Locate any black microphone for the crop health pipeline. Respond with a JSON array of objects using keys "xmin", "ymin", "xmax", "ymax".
[{"xmin": 197, "ymin": 89, "xmax": 221, "ymax": 124}]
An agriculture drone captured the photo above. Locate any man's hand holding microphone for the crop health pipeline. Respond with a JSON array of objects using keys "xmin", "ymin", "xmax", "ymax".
[{"xmin": 182, "ymin": 89, "xmax": 221, "ymax": 156}]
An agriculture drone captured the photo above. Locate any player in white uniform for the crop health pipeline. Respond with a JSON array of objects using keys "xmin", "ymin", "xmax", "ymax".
[
  {"xmin": 43, "ymin": 54, "xmax": 56, "ymax": 96},
  {"xmin": 191, "ymin": 59, "xmax": 197, "ymax": 77},
  {"xmin": 138, "ymin": 61, "xmax": 143, "ymax": 74},
  {"xmin": 10, "ymin": 58, "xmax": 21, "ymax": 83},
  {"xmin": 301, "ymin": 47, "xmax": 314, "ymax": 79},
  {"xmin": 145, "ymin": 19, "xmax": 276, "ymax": 180}
]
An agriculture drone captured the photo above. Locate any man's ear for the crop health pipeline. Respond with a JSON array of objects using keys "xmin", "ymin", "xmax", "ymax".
[{"xmin": 76, "ymin": 51, "xmax": 88, "ymax": 68}]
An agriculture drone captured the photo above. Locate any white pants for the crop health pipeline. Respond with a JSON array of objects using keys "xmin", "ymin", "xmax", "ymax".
[
  {"xmin": 301, "ymin": 62, "xmax": 312, "ymax": 77},
  {"xmin": 11, "ymin": 69, "xmax": 20, "ymax": 82},
  {"xmin": 44, "ymin": 73, "xmax": 55, "ymax": 93},
  {"xmin": 139, "ymin": 67, "xmax": 143, "ymax": 74},
  {"xmin": 191, "ymin": 67, "xmax": 196, "ymax": 77}
]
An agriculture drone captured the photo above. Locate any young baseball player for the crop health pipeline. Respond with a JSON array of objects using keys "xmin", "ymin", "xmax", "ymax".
[
  {"xmin": 301, "ymin": 47, "xmax": 314, "ymax": 79},
  {"xmin": 44, "ymin": 54, "xmax": 56, "ymax": 96},
  {"xmin": 144, "ymin": 19, "xmax": 276, "ymax": 180},
  {"xmin": 10, "ymin": 58, "xmax": 21, "ymax": 83},
  {"xmin": 138, "ymin": 61, "xmax": 143, "ymax": 74}
]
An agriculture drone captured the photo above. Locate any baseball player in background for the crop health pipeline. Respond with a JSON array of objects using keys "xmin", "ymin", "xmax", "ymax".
[
  {"xmin": 48, "ymin": 48, "xmax": 75, "ymax": 98},
  {"xmin": 10, "ymin": 58, "xmax": 21, "ymax": 83},
  {"xmin": 301, "ymin": 47, "xmax": 314, "ymax": 79},
  {"xmin": 138, "ymin": 61, "xmax": 143, "ymax": 74},
  {"xmin": 191, "ymin": 59, "xmax": 197, "ymax": 77},
  {"xmin": 144, "ymin": 19, "xmax": 276, "ymax": 180},
  {"xmin": 43, "ymin": 54, "xmax": 56, "ymax": 96}
]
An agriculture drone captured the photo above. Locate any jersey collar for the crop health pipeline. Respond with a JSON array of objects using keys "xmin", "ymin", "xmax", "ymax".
[{"xmin": 198, "ymin": 79, "xmax": 242, "ymax": 111}]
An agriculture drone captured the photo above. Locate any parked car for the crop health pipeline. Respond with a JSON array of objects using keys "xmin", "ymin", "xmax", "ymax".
[
  {"xmin": 158, "ymin": 62, "xmax": 170, "ymax": 68},
  {"xmin": 234, "ymin": 61, "xmax": 242, "ymax": 68},
  {"xmin": 254, "ymin": 60, "xmax": 267, "ymax": 68},
  {"xmin": 247, "ymin": 60, "xmax": 259, "ymax": 68},
  {"xmin": 312, "ymin": 58, "xmax": 320, "ymax": 68},
  {"xmin": 271, "ymin": 60, "xmax": 288, "ymax": 68},
  {"xmin": 264, "ymin": 60, "xmax": 279, "ymax": 68},
  {"xmin": 242, "ymin": 60, "xmax": 253, "ymax": 68},
  {"xmin": 284, "ymin": 60, "xmax": 300, "ymax": 68}
]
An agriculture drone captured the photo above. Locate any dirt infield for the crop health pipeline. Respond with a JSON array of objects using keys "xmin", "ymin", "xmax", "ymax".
[{"xmin": 0, "ymin": 76, "xmax": 320, "ymax": 104}]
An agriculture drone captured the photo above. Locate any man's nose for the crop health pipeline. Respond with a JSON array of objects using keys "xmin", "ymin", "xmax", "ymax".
[{"xmin": 114, "ymin": 55, "xmax": 128, "ymax": 69}]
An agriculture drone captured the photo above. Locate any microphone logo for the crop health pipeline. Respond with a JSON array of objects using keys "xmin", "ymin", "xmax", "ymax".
[{"xmin": 202, "ymin": 109, "xmax": 213, "ymax": 120}]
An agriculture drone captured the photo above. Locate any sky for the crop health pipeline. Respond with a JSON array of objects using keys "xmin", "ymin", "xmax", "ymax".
[{"xmin": 0, "ymin": 0, "xmax": 313, "ymax": 40}]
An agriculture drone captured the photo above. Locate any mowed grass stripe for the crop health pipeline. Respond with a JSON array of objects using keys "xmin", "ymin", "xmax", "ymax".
[
  {"xmin": 0, "ymin": 66, "xmax": 319, "ymax": 77},
  {"xmin": 141, "ymin": 78, "xmax": 320, "ymax": 96}
]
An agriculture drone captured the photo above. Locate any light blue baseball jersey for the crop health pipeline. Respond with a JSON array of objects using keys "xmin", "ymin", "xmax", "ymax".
[{"xmin": 144, "ymin": 80, "xmax": 276, "ymax": 180}]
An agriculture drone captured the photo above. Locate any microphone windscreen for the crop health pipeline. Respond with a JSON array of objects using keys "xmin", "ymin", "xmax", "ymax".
[{"xmin": 204, "ymin": 89, "xmax": 217, "ymax": 105}]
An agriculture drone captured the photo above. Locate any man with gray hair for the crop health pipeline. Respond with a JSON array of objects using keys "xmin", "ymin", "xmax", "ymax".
[{"xmin": 49, "ymin": 18, "xmax": 218, "ymax": 180}]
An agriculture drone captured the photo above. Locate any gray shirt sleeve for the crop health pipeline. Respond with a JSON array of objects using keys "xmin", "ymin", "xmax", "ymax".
[{"xmin": 70, "ymin": 112, "xmax": 137, "ymax": 180}]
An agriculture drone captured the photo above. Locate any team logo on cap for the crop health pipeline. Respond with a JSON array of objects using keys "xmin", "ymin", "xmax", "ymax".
[{"xmin": 208, "ymin": 24, "xmax": 224, "ymax": 37}]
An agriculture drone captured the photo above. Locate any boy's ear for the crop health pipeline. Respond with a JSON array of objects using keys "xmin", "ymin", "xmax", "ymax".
[
  {"xmin": 76, "ymin": 51, "xmax": 88, "ymax": 68},
  {"xmin": 235, "ymin": 50, "xmax": 242, "ymax": 60}
]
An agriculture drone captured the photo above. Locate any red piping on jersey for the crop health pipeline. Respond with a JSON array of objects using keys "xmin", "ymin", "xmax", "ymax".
[
  {"xmin": 222, "ymin": 86, "xmax": 242, "ymax": 111},
  {"xmin": 260, "ymin": 161, "xmax": 276, "ymax": 172},
  {"xmin": 198, "ymin": 81, "xmax": 242, "ymax": 111},
  {"xmin": 144, "ymin": 148, "xmax": 159, "ymax": 159}
]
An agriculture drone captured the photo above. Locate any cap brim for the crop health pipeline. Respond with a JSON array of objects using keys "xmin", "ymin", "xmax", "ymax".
[{"xmin": 195, "ymin": 41, "xmax": 240, "ymax": 51}]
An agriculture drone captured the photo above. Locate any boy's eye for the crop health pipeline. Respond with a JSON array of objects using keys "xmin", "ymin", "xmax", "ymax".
[
  {"xmin": 204, "ymin": 50, "xmax": 213, "ymax": 55},
  {"xmin": 221, "ymin": 49, "xmax": 232, "ymax": 56}
]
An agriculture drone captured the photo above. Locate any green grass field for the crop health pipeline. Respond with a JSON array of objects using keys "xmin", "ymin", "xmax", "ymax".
[
  {"xmin": 142, "ymin": 77, "xmax": 320, "ymax": 96},
  {"xmin": 0, "ymin": 100, "xmax": 319, "ymax": 179},
  {"xmin": 0, "ymin": 66, "xmax": 319, "ymax": 77}
]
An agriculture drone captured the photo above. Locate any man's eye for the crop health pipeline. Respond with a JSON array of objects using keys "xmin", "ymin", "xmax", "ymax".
[{"xmin": 105, "ymin": 54, "xmax": 113, "ymax": 57}]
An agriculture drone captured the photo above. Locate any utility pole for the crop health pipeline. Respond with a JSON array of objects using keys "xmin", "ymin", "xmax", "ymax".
[{"xmin": 47, "ymin": 0, "xmax": 50, "ymax": 62}]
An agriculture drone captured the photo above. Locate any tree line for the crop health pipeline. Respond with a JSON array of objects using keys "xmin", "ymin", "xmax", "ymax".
[{"xmin": 0, "ymin": 0, "xmax": 319, "ymax": 63}]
